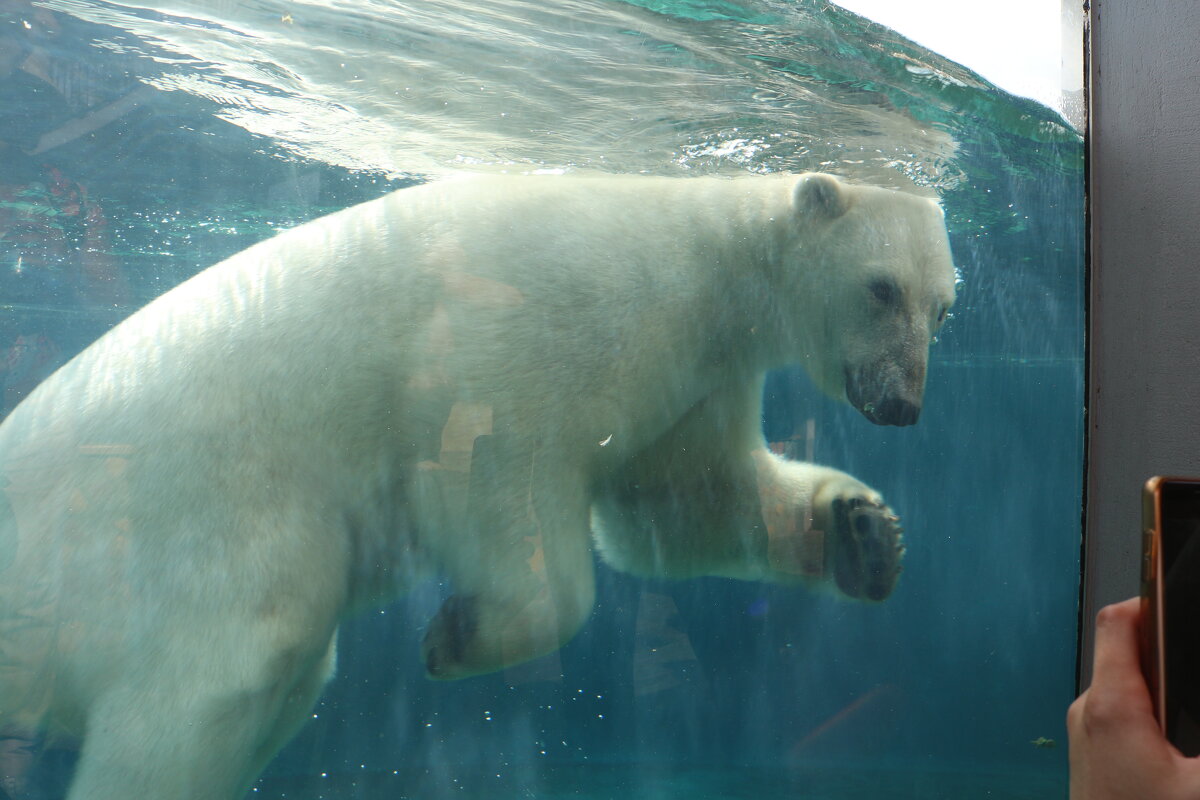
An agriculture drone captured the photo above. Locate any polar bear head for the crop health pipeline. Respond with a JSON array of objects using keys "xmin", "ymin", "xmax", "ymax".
[{"xmin": 783, "ymin": 173, "xmax": 957, "ymax": 427}]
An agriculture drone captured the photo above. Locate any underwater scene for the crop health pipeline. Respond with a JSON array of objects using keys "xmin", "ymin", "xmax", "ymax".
[{"xmin": 0, "ymin": 0, "xmax": 1083, "ymax": 798}]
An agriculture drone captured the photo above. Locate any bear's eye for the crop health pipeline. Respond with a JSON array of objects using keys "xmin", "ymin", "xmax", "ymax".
[
  {"xmin": 868, "ymin": 278, "xmax": 901, "ymax": 307},
  {"xmin": 936, "ymin": 304, "xmax": 949, "ymax": 325}
]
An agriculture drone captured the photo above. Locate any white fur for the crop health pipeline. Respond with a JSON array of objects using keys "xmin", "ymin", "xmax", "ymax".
[{"xmin": 0, "ymin": 172, "xmax": 955, "ymax": 798}]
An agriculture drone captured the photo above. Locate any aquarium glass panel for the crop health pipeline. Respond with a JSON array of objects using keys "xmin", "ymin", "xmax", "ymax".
[{"xmin": 0, "ymin": 1, "xmax": 1084, "ymax": 797}]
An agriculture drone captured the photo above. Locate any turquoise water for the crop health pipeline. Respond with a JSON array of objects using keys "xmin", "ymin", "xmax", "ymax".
[
  {"xmin": 1, "ymin": 0, "xmax": 1082, "ymax": 797},
  {"xmin": 250, "ymin": 763, "xmax": 1066, "ymax": 798}
]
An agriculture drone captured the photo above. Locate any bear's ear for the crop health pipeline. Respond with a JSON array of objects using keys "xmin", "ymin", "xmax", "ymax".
[{"xmin": 793, "ymin": 173, "xmax": 850, "ymax": 219}]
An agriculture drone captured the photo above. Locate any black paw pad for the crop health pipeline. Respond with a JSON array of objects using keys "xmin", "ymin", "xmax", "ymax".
[
  {"xmin": 832, "ymin": 497, "xmax": 904, "ymax": 602},
  {"xmin": 423, "ymin": 594, "xmax": 479, "ymax": 678}
]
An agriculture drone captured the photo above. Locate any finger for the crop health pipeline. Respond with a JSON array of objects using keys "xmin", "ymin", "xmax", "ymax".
[
  {"xmin": 1091, "ymin": 598, "xmax": 1142, "ymax": 684},
  {"xmin": 1086, "ymin": 598, "xmax": 1156, "ymax": 722},
  {"xmin": 1066, "ymin": 688, "xmax": 1087, "ymax": 734}
]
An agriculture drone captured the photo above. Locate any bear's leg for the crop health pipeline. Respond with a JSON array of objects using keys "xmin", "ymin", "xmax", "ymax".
[
  {"xmin": 421, "ymin": 438, "xmax": 595, "ymax": 680},
  {"xmin": 242, "ymin": 631, "xmax": 339, "ymax": 783},
  {"xmin": 65, "ymin": 630, "xmax": 337, "ymax": 800},
  {"xmin": 591, "ymin": 380, "xmax": 904, "ymax": 600}
]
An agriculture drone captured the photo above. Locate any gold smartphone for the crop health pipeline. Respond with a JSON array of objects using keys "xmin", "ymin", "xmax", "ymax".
[{"xmin": 1141, "ymin": 476, "xmax": 1200, "ymax": 756}]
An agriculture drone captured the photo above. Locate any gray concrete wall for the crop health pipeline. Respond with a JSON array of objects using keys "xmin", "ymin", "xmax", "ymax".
[{"xmin": 1082, "ymin": 0, "xmax": 1200, "ymax": 684}]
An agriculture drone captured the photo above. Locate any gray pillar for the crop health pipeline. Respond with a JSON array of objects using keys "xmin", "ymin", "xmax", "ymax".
[{"xmin": 1083, "ymin": 0, "xmax": 1200, "ymax": 685}]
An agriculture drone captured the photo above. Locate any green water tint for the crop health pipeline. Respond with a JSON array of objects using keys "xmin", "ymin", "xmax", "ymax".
[
  {"xmin": 6, "ymin": 0, "xmax": 1083, "ymax": 793},
  {"xmin": 252, "ymin": 763, "xmax": 1066, "ymax": 799}
]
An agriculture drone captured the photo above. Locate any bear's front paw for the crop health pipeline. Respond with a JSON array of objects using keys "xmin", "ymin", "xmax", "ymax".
[{"xmin": 829, "ymin": 495, "xmax": 905, "ymax": 602}]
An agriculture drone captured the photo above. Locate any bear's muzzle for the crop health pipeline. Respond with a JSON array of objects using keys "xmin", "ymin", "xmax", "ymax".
[{"xmin": 844, "ymin": 362, "xmax": 924, "ymax": 427}]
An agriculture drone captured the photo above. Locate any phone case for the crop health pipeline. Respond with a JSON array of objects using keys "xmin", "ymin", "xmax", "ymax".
[{"xmin": 1141, "ymin": 475, "xmax": 1167, "ymax": 731}]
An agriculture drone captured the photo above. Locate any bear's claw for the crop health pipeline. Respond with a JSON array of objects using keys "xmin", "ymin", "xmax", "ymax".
[{"xmin": 831, "ymin": 495, "xmax": 905, "ymax": 602}]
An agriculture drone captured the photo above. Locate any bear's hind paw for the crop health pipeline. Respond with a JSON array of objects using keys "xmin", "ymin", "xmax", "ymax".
[{"xmin": 422, "ymin": 594, "xmax": 481, "ymax": 680}]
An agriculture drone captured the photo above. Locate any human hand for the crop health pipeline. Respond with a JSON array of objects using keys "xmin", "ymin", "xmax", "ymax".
[{"xmin": 1068, "ymin": 598, "xmax": 1200, "ymax": 799}]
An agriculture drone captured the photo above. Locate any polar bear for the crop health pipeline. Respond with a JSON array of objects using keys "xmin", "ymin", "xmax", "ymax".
[{"xmin": 0, "ymin": 172, "xmax": 954, "ymax": 798}]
